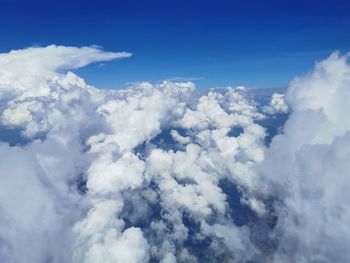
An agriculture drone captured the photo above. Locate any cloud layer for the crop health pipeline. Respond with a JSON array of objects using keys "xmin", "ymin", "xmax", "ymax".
[{"xmin": 0, "ymin": 46, "xmax": 348, "ymax": 263}]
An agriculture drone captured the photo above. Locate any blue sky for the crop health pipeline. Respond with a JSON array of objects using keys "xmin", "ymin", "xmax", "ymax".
[{"xmin": 1, "ymin": 0, "xmax": 349, "ymax": 89}]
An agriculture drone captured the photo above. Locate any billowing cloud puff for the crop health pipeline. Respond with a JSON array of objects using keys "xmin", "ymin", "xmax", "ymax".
[
  {"xmin": 259, "ymin": 52, "xmax": 350, "ymax": 262},
  {"xmin": 0, "ymin": 45, "xmax": 348, "ymax": 263},
  {"xmin": 262, "ymin": 93, "xmax": 289, "ymax": 115}
]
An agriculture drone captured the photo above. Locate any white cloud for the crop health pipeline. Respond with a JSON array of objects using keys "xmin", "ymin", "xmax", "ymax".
[
  {"xmin": 0, "ymin": 45, "xmax": 130, "ymax": 78},
  {"xmin": 262, "ymin": 93, "xmax": 289, "ymax": 114},
  {"xmin": 170, "ymin": 129, "xmax": 191, "ymax": 145},
  {"xmin": 73, "ymin": 200, "xmax": 149, "ymax": 263},
  {"xmin": 212, "ymin": 223, "xmax": 259, "ymax": 262},
  {"xmin": 0, "ymin": 139, "xmax": 81, "ymax": 263},
  {"xmin": 259, "ymin": 52, "xmax": 350, "ymax": 262},
  {"xmin": 0, "ymin": 45, "xmax": 130, "ymax": 108},
  {"xmin": 1, "ymin": 44, "xmax": 347, "ymax": 263}
]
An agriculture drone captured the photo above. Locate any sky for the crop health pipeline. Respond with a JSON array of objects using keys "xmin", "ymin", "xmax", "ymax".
[
  {"xmin": 1, "ymin": 3, "xmax": 350, "ymax": 262},
  {"xmin": 0, "ymin": 0, "xmax": 349, "ymax": 89}
]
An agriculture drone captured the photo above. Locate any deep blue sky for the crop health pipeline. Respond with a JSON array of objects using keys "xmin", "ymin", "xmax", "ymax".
[{"xmin": 0, "ymin": 0, "xmax": 349, "ymax": 89}]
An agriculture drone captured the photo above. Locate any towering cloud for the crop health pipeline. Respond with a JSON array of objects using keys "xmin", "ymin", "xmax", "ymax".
[
  {"xmin": 259, "ymin": 52, "xmax": 350, "ymax": 262},
  {"xmin": 0, "ymin": 46, "xmax": 348, "ymax": 263}
]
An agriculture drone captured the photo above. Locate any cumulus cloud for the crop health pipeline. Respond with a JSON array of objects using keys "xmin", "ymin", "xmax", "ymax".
[
  {"xmin": 259, "ymin": 52, "xmax": 350, "ymax": 262},
  {"xmin": 0, "ymin": 45, "xmax": 348, "ymax": 263},
  {"xmin": 262, "ymin": 93, "xmax": 289, "ymax": 114},
  {"xmin": 0, "ymin": 45, "xmax": 131, "ymax": 105}
]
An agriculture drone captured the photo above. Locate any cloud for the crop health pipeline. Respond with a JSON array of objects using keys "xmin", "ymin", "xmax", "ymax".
[
  {"xmin": 262, "ymin": 93, "xmax": 289, "ymax": 115},
  {"xmin": 0, "ymin": 45, "xmax": 348, "ymax": 263},
  {"xmin": 0, "ymin": 45, "xmax": 131, "ymax": 103},
  {"xmin": 0, "ymin": 43, "xmax": 270, "ymax": 261},
  {"xmin": 259, "ymin": 52, "xmax": 350, "ymax": 262},
  {"xmin": 0, "ymin": 45, "xmax": 131, "ymax": 75},
  {"xmin": 0, "ymin": 134, "xmax": 83, "ymax": 263}
]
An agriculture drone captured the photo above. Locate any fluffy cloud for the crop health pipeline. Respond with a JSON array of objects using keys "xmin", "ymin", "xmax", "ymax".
[
  {"xmin": 259, "ymin": 52, "xmax": 350, "ymax": 262},
  {"xmin": 0, "ymin": 45, "xmax": 348, "ymax": 263},
  {"xmin": 0, "ymin": 45, "xmax": 271, "ymax": 263},
  {"xmin": 262, "ymin": 93, "xmax": 289, "ymax": 114},
  {"xmin": 0, "ymin": 45, "xmax": 130, "ymax": 82}
]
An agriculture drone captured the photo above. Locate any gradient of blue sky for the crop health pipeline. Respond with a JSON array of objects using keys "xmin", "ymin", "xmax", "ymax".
[{"xmin": 0, "ymin": 0, "xmax": 349, "ymax": 89}]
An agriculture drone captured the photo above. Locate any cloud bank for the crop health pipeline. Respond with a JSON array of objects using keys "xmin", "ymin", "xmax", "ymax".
[
  {"xmin": 259, "ymin": 52, "xmax": 350, "ymax": 262},
  {"xmin": 0, "ymin": 46, "xmax": 348, "ymax": 263}
]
